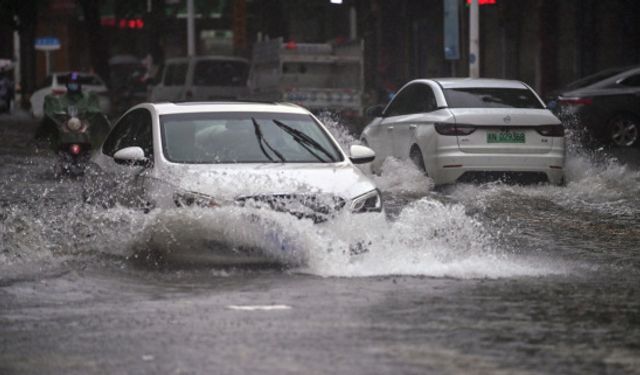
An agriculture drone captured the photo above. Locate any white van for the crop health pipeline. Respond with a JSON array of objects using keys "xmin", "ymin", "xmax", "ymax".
[{"xmin": 148, "ymin": 56, "xmax": 250, "ymax": 102}]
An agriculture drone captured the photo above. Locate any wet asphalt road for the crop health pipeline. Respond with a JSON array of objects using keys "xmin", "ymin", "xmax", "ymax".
[{"xmin": 1, "ymin": 114, "xmax": 640, "ymax": 375}]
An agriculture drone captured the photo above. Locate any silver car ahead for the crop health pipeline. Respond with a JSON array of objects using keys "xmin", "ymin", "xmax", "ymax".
[{"xmin": 361, "ymin": 78, "xmax": 565, "ymax": 185}]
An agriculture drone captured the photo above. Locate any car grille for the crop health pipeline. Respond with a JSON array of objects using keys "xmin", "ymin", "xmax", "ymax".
[
  {"xmin": 235, "ymin": 194, "xmax": 346, "ymax": 223},
  {"xmin": 457, "ymin": 171, "xmax": 549, "ymax": 185}
]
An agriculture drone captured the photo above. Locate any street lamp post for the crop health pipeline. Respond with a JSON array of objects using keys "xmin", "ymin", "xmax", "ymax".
[{"xmin": 187, "ymin": 0, "xmax": 195, "ymax": 56}]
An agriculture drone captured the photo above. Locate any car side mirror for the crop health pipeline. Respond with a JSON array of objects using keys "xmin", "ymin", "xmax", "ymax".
[
  {"xmin": 365, "ymin": 104, "xmax": 385, "ymax": 118},
  {"xmin": 113, "ymin": 146, "xmax": 149, "ymax": 166},
  {"xmin": 349, "ymin": 144, "xmax": 375, "ymax": 164}
]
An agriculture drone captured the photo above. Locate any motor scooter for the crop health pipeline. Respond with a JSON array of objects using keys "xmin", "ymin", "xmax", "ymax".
[{"xmin": 46, "ymin": 105, "xmax": 93, "ymax": 177}]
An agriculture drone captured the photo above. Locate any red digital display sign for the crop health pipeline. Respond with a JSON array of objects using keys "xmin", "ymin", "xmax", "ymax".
[
  {"xmin": 101, "ymin": 17, "xmax": 144, "ymax": 29},
  {"xmin": 466, "ymin": 0, "xmax": 497, "ymax": 4}
]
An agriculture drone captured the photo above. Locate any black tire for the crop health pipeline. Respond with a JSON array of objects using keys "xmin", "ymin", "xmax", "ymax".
[
  {"xmin": 409, "ymin": 146, "xmax": 427, "ymax": 174},
  {"xmin": 608, "ymin": 114, "xmax": 639, "ymax": 147}
]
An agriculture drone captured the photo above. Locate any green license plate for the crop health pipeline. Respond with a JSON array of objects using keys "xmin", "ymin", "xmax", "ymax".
[{"xmin": 487, "ymin": 132, "xmax": 525, "ymax": 143}]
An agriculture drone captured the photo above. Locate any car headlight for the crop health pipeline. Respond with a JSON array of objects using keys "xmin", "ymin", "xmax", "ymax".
[
  {"xmin": 350, "ymin": 189, "xmax": 382, "ymax": 213},
  {"xmin": 173, "ymin": 191, "xmax": 218, "ymax": 208}
]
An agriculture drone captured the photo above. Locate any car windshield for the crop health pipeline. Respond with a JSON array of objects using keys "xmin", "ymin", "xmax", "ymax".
[
  {"xmin": 193, "ymin": 60, "xmax": 248, "ymax": 86},
  {"xmin": 161, "ymin": 112, "xmax": 343, "ymax": 164},
  {"xmin": 443, "ymin": 87, "xmax": 544, "ymax": 109}
]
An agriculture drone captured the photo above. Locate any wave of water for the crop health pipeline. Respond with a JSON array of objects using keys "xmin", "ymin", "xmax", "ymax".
[
  {"xmin": 1, "ymin": 192, "xmax": 564, "ymax": 280},
  {"xmin": 443, "ymin": 149, "xmax": 640, "ymax": 218}
]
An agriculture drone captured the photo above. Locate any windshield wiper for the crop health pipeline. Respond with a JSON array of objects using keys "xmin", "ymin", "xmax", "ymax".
[
  {"xmin": 252, "ymin": 118, "xmax": 286, "ymax": 162},
  {"xmin": 271, "ymin": 119, "xmax": 336, "ymax": 163}
]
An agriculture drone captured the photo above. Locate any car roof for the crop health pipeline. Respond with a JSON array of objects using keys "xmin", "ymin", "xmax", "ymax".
[
  {"xmin": 149, "ymin": 101, "xmax": 311, "ymax": 116},
  {"xmin": 564, "ymin": 65, "xmax": 640, "ymax": 89},
  {"xmin": 425, "ymin": 78, "xmax": 529, "ymax": 90}
]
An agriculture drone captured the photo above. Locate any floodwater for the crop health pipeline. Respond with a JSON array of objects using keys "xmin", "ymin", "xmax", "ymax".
[{"xmin": 1, "ymin": 114, "xmax": 639, "ymax": 374}]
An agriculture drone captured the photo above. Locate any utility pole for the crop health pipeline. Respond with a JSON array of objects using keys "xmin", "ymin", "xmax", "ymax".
[
  {"xmin": 187, "ymin": 0, "xmax": 195, "ymax": 56},
  {"xmin": 469, "ymin": 0, "xmax": 480, "ymax": 78},
  {"xmin": 349, "ymin": 6, "xmax": 357, "ymax": 40},
  {"xmin": 13, "ymin": 21, "xmax": 21, "ymax": 109}
]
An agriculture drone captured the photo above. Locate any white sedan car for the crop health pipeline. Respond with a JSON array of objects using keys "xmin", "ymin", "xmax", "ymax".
[
  {"xmin": 85, "ymin": 102, "xmax": 381, "ymax": 223},
  {"xmin": 362, "ymin": 78, "xmax": 565, "ymax": 185},
  {"xmin": 30, "ymin": 72, "xmax": 112, "ymax": 118}
]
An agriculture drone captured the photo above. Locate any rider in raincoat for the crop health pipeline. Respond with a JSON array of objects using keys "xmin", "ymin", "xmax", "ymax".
[{"xmin": 37, "ymin": 72, "xmax": 110, "ymax": 149}]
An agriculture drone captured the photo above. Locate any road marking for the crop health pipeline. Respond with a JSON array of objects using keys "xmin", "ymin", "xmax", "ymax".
[{"xmin": 227, "ymin": 304, "xmax": 291, "ymax": 311}]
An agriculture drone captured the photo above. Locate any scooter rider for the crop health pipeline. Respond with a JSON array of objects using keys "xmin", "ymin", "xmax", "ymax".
[{"xmin": 40, "ymin": 72, "xmax": 110, "ymax": 148}]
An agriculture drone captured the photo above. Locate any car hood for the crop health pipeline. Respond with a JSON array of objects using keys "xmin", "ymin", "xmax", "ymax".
[{"xmin": 158, "ymin": 162, "xmax": 377, "ymax": 203}]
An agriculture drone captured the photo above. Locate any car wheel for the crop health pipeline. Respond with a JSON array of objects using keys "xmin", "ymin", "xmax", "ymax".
[
  {"xmin": 409, "ymin": 145, "xmax": 427, "ymax": 174},
  {"xmin": 609, "ymin": 114, "xmax": 639, "ymax": 147}
]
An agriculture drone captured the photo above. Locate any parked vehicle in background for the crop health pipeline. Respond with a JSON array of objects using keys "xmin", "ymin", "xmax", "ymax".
[
  {"xmin": 148, "ymin": 56, "xmax": 249, "ymax": 103},
  {"xmin": 249, "ymin": 38, "xmax": 364, "ymax": 118},
  {"xmin": 30, "ymin": 72, "xmax": 111, "ymax": 118},
  {"xmin": 547, "ymin": 65, "xmax": 640, "ymax": 147},
  {"xmin": 362, "ymin": 78, "xmax": 565, "ymax": 186}
]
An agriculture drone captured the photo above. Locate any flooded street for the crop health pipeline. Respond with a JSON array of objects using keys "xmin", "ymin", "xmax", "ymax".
[{"xmin": 1, "ymin": 115, "xmax": 640, "ymax": 374}]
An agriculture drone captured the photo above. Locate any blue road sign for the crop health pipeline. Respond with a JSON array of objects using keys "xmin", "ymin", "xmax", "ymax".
[
  {"xmin": 444, "ymin": 0, "xmax": 460, "ymax": 60},
  {"xmin": 35, "ymin": 37, "xmax": 61, "ymax": 51}
]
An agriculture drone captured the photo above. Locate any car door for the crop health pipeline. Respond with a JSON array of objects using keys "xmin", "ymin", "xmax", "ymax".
[
  {"xmin": 391, "ymin": 83, "xmax": 439, "ymax": 159},
  {"xmin": 90, "ymin": 108, "xmax": 154, "ymax": 208},
  {"xmin": 617, "ymin": 73, "xmax": 640, "ymax": 117},
  {"xmin": 170, "ymin": 62, "xmax": 189, "ymax": 101},
  {"xmin": 152, "ymin": 62, "xmax": 188, "ymax": 102},
  {"xmin": 375, "ymin": 86, "xmax": 415, "ymax": 161}
]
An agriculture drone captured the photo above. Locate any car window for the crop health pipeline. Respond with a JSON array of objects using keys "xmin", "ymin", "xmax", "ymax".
[
  {"xmin": 102, "ymin": 108, "xmax": 154, "ymax": 157},
  {"xmin": 385, "ymin": 83, "xmax": 437, "ymax": 116},
  {"xmin": 385, "ymin": 85, "xmax": 416, "ymax": 116},
  {"xmin": 443, "ymin": 88, "xmax": 544, "ymax": 109},
  {"xmin": 162, "ymin": 64, "xmax": 174, "ymax": 86},
  {"xmin": 619, "ymin": 74, "xmax": 640, "ymax": 87},
  {"xmin": 193, "ymin": 60, "xmax": 248, "ymax": 86},
  {"xmin": 160, "ymin": 112, "xmax": 343, "ymax": 164},
  {"xmin": 164, "ymin": 63, "xmax": 188, "ymax": 86},
  {"xmin": 40, "ymin": 75, "xmax": 53, "ymax": 89},
  {"xmin": 409, "ymin": 84, "xmax": 438, "ymax": 113}
]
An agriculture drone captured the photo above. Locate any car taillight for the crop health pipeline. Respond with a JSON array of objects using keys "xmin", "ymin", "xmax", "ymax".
[
  {"xmin": 51, "ymin": 88, "xmax": 66, "ymax": 95},
  {"xmin": 434, "ymin": 123, "xmax": 477, "ymax": 136},
  {"xmin": 536, "ymin": 124, "xmax": 564, "ymax": 137},
  {"xmin": 69, "ymin": 144, "xmax": 81, "ymax": 155},
  {"xmin": 558, "ymin": 97, "xmax": 592, "ymax": 106}
]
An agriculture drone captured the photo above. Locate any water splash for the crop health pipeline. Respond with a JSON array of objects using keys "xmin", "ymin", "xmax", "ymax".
[
  {"xmin": 371, "ymin": 157, "xmax": 434, "ymax": 195},
  {"xmin": 0, "ymin": 116, "xmax": 580, "ymax": 280}
]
